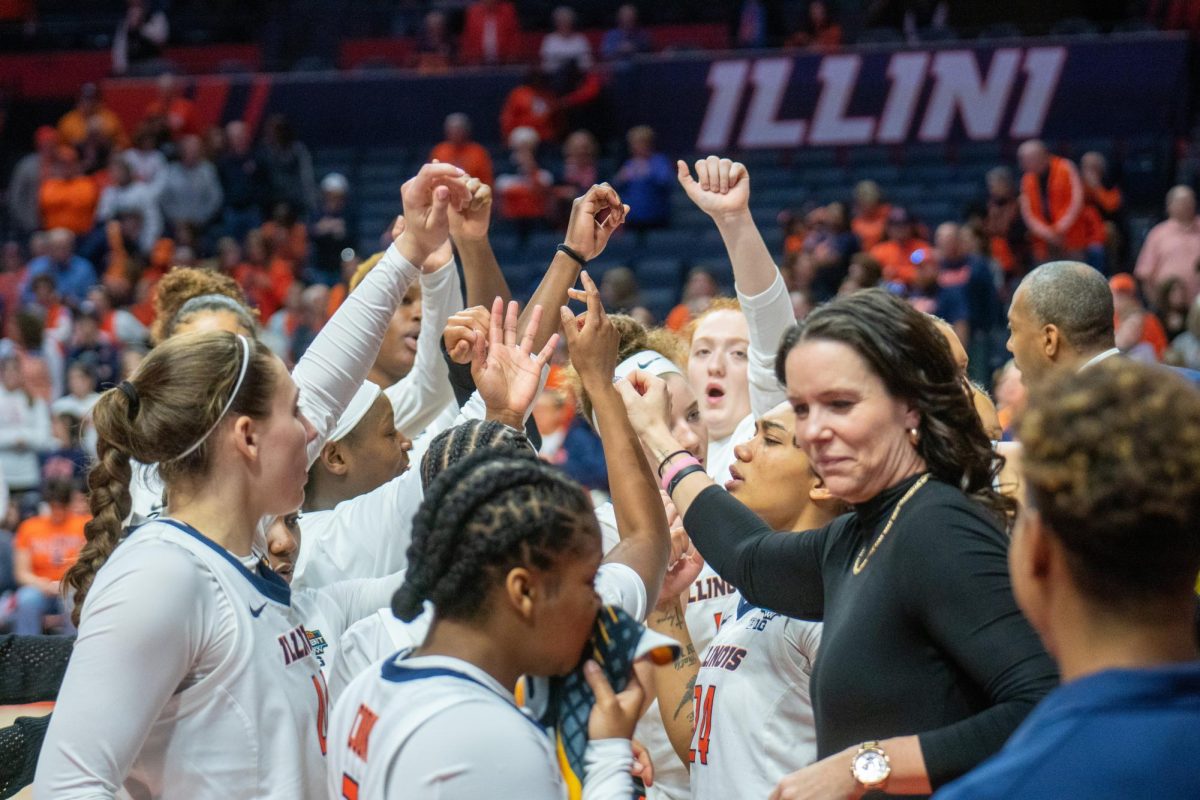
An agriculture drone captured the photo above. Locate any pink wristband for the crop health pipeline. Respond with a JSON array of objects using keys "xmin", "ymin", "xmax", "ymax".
[{"xmin": 660, "ymin": 455, "xmax": 702, "ymax": 492}]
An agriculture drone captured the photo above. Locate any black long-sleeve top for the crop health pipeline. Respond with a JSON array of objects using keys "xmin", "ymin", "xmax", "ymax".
[{"xmin": 683, "ymin": 475, "xmax": 1058, "ymax": 793}]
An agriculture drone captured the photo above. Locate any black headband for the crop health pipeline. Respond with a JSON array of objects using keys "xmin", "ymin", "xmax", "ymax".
[{"xmin": 117, "ymin": 380, "xmax": 140, "ymax": 420}]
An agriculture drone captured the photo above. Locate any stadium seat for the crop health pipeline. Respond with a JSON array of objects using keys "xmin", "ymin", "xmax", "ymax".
[{"xmin": 636, "ymin": 258, "xmax": 685, "ymax": 289}]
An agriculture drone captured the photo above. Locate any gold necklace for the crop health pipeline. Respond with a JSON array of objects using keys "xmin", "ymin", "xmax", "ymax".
[{"xmin": 852, "ymin": 474, "xmax": 930, "ymax": 575}]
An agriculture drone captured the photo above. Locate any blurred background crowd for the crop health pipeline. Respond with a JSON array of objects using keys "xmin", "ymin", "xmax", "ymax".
[{"xmin": 1, "ymin": 0, "xmax": 1199, "ymax": 635}]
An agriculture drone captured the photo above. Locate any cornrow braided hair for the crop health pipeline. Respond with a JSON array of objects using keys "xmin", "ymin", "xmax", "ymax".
[
  {"xmin": 394, "ymin": 449, "xmax": 596, "ymax": 623},
  {"xmin": 419, "ymin": 419, "xmax": 533, "ymax": 490}
]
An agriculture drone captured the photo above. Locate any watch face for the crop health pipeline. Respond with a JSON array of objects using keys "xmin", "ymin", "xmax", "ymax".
[{"xmin": 855, "ymin": 750, "xmax": 890, "ymax": 784}]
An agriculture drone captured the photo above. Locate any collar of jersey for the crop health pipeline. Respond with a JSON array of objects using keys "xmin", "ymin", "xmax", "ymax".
[
  {"xmin": 144, "ymin": 518, "xmax": 291, "ymax": 606},
  {"xmin": 380, "ymin": 651, "xmax": 545, "ymax": 732}
]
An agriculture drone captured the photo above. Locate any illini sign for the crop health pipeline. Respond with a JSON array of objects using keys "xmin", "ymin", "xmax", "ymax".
[
  {"xmin": 616, "ymin": 38, "xmax": 1190, "ymax": 152},
  {"xmin": 697, "ymin": 48, "xmax": 1066, "ymax": 149}
]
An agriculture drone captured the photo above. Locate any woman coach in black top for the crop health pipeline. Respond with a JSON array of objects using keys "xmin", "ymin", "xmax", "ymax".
[{"xmin": 619, "ymin": 289, "xmax": 1057, "ymax": 799}]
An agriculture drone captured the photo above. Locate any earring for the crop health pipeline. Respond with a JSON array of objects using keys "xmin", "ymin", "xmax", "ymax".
[{"xmin": 907, "ymin": 427, "xmax": 920, "ymax": 447}]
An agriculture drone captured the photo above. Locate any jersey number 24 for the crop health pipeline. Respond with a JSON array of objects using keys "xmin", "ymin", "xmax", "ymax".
[{"xmin": 688, "ymin": 684, "xmax": 717, "ymax": 766}]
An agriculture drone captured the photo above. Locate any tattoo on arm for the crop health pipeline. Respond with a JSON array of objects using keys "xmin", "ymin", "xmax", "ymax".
[
  {"xmin": 674, "ymin": 674, "xmax": 698, "ymax": 721},
  {"xmin": 674, "ymin": 643, "xmax": 698, "ymax": 671}
]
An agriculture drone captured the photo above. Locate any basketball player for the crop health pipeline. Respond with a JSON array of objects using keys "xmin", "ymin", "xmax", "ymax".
[{"xmin": 36, "ymin": 333, "xmax": 328, "ymax": 798}]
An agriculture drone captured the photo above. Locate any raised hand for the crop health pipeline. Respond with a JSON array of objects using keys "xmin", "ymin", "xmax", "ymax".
[
  {"xmin": 615, "ymin": 370, "xmax": 672, "ymax": 439},
  {"xmin": 392, "ymin": 214, "xmax": 453, "ymax": 273},
  {"xmin": 443, "ymin": 305, "xmax": 492, "ymax": 364},
  {"xmin": 658, "ymin": 492, "xmax": 704, "ymax": 607},
  {"xmin": 676, "ymin": 156, "xmax": 751, "ymax": 222},
  {"xmin": 564, "ymin": 183, "xmax": 630, "ymax": 262},
  {"xmin": 472, "ymin": 297, "xmax": 559, "ymax": 428},
  {"xmin": 560, "ymin": 270, "xmax": 619, "ymax": 391},
  {"xmin": 397, "ymin": 163, "xmax": 471, "ymax": 267},
  {"xmin": 449, "ymin": 176, "xmax": 493, "ymax": 243}
]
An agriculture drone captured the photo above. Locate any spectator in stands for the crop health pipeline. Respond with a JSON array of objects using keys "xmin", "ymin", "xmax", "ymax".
[
  {"xmin": 599, "ymin": 266, "xmax": 644, "ymax": 315},
  {"xmin": 51, "ymin": 363, "xmax": 100, "ymax": 420},
  {"xmin": 430, "ymin": 112, "xmax": 495, "ymax": 187},
  {"xmin": 66, "ymin": 308, "xmax": 121, "ymax": 390},
  {"xmin": 95, "ymin": 153, "xmax": 162, "ymax": 256},
  {"xmin": 869, "ymin": 206, "xmax": 929, "ymax": 286},
  {"xmin": 8, "ymin": 311, "xmax": 63, "ymax": 402},
  {"xmin": 495, "ymin": 126, "xmax": 554, "ymax": 237},
  {"xmin": 981, "ymin": 166, "xmax": 1027, "ymax": 279},
  {"xmin": 38, "ymin": 147, "xmax": 98, "ymax": 238},
  {"xmin": 992, "ymin": 359, "xmax": 1025, "ymax": 441},
  {"xmin": 122, "ymin": 124, "xmax": 168, "ymax": 196},
  {"xmin": 259, "ymin": 114, "xmax": 317, "ymax": 215},
  {"xmin": 234, "ymin": 228, "xmax": 293, "ymax": 319},
  {"xmin": 0, "ymin": 353, "xmax": 54, "ymax": 496},
  {"xmin": 541, "ymin": 6, "xmax": 593, "ymax": 74},
  {"xmin": 57, "ymin": 83, "xmax": 127, "ymax": 150},
  {"xmin": 850, "ymin": 179, "xmax": 890, "ymax": 249},
  {"xmin": 12, "ymin": 479, "xmax": 85, "ymax": 634},
  {"xmin": 0, "ymin": 242, "xmax": 28, "ymax": 328},
  {"xmin": 666, "ymin": 267, "xmax": 719, "ymax": 331},
  {"xmin": 112, "ymin": 0, "xmax": 169, "ymax": 76},
  {"xmin": 160, "ymin": 134, "xmax": 223, "ymax": 241},
  {"xmin": 1018, "ymin": 139, "xmax": 1088, "ymax": 263},
  {"xmin": 411, "ymin": 9, "xmax": 456, "ymax": 72},
  {"xmin": 936, "ymin": 222, "xmax": 1003, "ymax": 380},
  {"xmin": 141, "ymin": 72, "xmax": 200, "ymax": 143},
  {"xmin": 907, "ymin": 247, "xmax": 968, "ymax": 343},
  {"xmin": 499, "ymin": 69, "xmax": 561, "ymax": 144},
  {"xmin": 28, "ymin": 275, "xmax": 72, "ymax": 348},
  {"xmin": 86, "ymin": 285, "xmax": 147, "ymax": 346},
  {"xmin": 1166, "ymin": 294, "xmax": 1200, "ymax": 370},
  {"xmin": 804, "ymin": 201, "xmax": 858, "ymax": 302},
  {"xmin": 1111, "ymin": 273, "xmax": 1167, "ymax": 362},
  {"xmin": 839, "ymin": 251, "xmax": 883, "ymax": 296},
  {"xmin": 308, "ymin": 173, "xmax": 356, "ymax": 285},
  {"xmin": 21, "ymin": 229, "xmax": 96, "ymax": 308},
  {"xmin": 288, "ymin": 283, "xmax": 329, "ymax": 364},
  {"xmin": 43, "ymin": 410, "xmax": 90, "ymax": 484},
  {"xmin": 785, "ymin": 0, "xmax": 843, "ymax": 50},
  {"xmin": 533, "ymin": 367, "xmax": 607, "ymax": 492},
  {"xmin": 732, "ymin": 0, "xmax": 785, "ymax": 48},
  {"xmin": 614, "ymin": 125, "xmax": 673, "ymax": 230},
  {"xmin": 6, "ymin": 126, "xmax": 59, "ymax": 238},
  {"xmin": 1156, "ymin": 277, "xmax": 1190, "ymax": 341},
  {"xmin": 1134, "ymin": 185, "xmax": 1200, "ymax": 305},
  {"xmin": 600, "ymin": 4, "xmax": 651, "ymax": 61},
  {"xmin": 461, "ymin": 0, "xmax": 521, "ymax": 65},
  {"xmin": 1079, "ymin": 151, "xmax": 1123, "ymax": 274},
  {"xmin": 216, "ymin": 120, "xmax": 264, "ymax": 241},
  {"xmin": 263, "ymin": 281, "xmax": 305, "ymax": 361},
  {"xmin": 552, "ymin": 129, "xmax": 599, "ymax": 222}
]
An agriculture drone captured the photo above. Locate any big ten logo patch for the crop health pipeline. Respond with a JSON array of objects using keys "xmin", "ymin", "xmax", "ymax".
[{"xmin": 306, "ymin": 628, "xmax": 329, "ymax": 667}]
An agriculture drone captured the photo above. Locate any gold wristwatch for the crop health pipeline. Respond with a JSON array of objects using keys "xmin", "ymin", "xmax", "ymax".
[{"xmin": 851, "ymin": 741, "xmax": 892, "ymax": 790}]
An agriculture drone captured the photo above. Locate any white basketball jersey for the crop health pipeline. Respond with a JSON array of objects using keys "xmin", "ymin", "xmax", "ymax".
[
  {"xmin": 328, "ymin": 652, "xmax": 561, "ymax": 799},
  {"xmin": 689, "ymin": 592, "xmax": 820, "ymax": 800},
  {"xmin": 112, "ymin": 520, "xmax": 328, "ymax": 798}
]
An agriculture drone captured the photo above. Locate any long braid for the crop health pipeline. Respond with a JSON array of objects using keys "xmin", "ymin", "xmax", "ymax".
[
  {"xmin": 64, "ymin": 436, "xmax": 133, "ymax": 626},
  {"xmin": 394, "ymin": 450, "xmax": 593, "ymax": 622}
]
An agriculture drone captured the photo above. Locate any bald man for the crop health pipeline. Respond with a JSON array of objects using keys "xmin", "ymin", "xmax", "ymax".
[
  {"xmin": 1018, "ymin": 141, "xmax": 1088, "ymax": 262},
  {"xmin": 1134, "ymin": 185, "xmax": 1200, "ymax": 304},
  {"xmin": 1006, "ymin": 261, "xmax": 1118, "ymax": 386}
]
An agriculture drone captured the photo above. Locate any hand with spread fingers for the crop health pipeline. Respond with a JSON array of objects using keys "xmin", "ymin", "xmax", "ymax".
[
  {"xmin": 564, "ymin": 183, "xmax": 630, "ymax": 262},
  {"xmin": 443, "ymin": 305, "xmax": 492, "ymax": 364},
  {"xmin": 471, "ymin": 296, "xmax": 559, "ymax": 429},
  {"xmin": 559, "ymin": 270, "xmax": 619, "ymax": 392},
  {"xmin": 677, "ymin": 155, "xmax": 751, "ymax": 223}
]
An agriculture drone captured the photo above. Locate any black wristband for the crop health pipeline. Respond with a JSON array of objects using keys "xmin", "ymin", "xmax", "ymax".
[
  {"xmin": 667, "ymin": 464, "xmax": 706, "ymax": 496},
  {"xmin": 556, "ymin": 243, "xmax": 588, "ymax": 267},
  {"xmin": 656, "ymin": 449, "xmax": 693, "ymax": 478}
]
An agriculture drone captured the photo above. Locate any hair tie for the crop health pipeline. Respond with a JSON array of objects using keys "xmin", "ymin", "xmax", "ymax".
[
  {"xmin": 117, "ymin": 381, "xmax": 140, "ymax": 420},
  {"xmin": 171, "ymin": 334, "xmax": 253, "ymax": 462}
]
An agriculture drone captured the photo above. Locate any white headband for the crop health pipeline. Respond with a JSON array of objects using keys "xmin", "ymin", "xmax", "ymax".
[
  {"xmin": 592, "ymin": 350, "xmax": 682, "ymax": 429},
  {"xmin": 329, "ymin": 382, "xmax": 382, "ymax": 442},
  {"xmin": 173, "ymin": 334, "xmax": 252, "ymax": 461}
]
